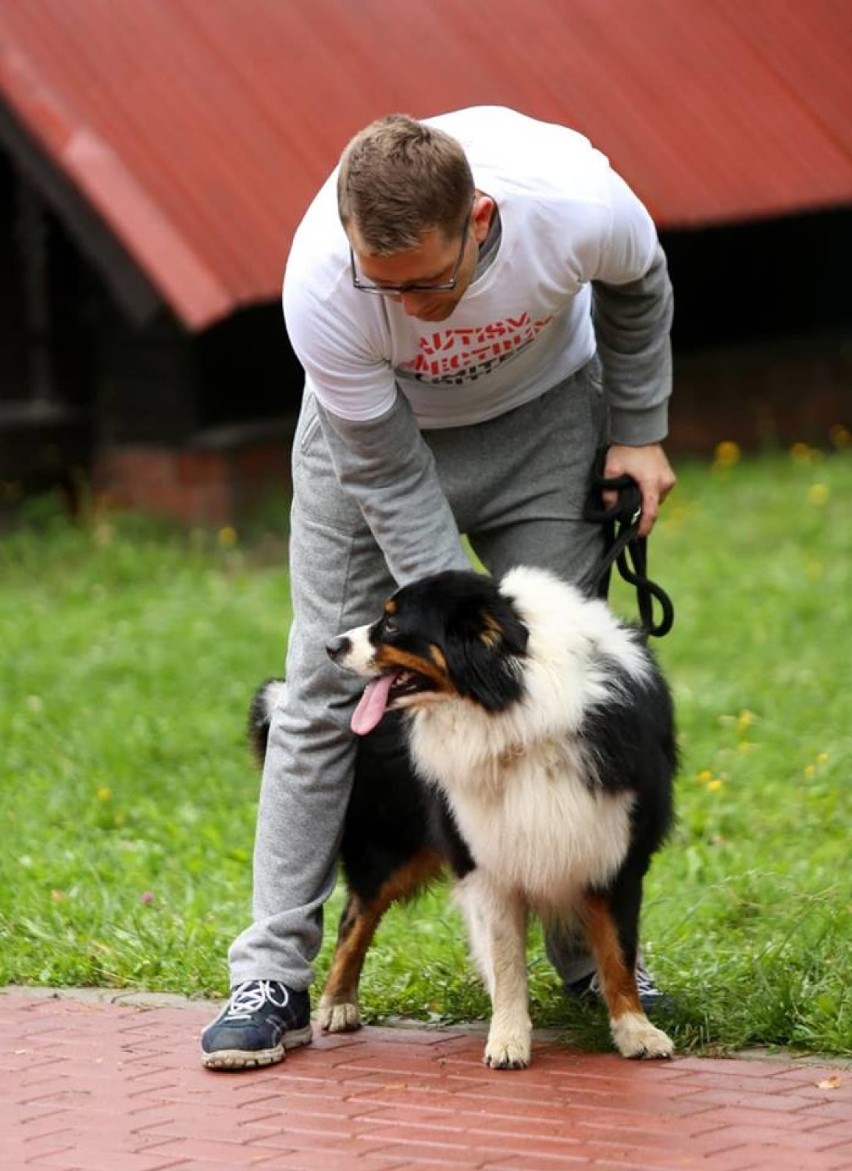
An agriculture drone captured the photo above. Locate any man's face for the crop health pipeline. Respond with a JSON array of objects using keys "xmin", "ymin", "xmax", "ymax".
[{"xmin": 348, "ymin": 195, "xmax": 493, "ymax": 323}]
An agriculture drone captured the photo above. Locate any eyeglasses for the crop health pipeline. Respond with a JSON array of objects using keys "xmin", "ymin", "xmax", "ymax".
[{"xmin": 350, "ymin": 222, "xmax": 469, "ymax": 296}]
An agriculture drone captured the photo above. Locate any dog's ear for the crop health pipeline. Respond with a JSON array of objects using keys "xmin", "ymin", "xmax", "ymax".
[{"xmin": 444, "ymin": 595, "xmax": 528, "ymax": 711}]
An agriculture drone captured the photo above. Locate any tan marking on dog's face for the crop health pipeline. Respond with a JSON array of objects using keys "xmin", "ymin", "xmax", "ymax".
[
  {"xmin": 429, "ymin": 644, "xmax": 447, "ymax": 671},
  {"xmin": 480, "ymin": 611, "xmax": 506, "ymax": 649},
  {"xmin": 384, "ymin": 598, "xmax": 398, "ymax": 616},
  {"xmin": 373, "ymin": 646, "xmax": 455, "ymax": 694}
]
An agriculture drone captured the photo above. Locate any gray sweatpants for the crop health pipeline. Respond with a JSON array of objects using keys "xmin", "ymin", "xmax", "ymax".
[{"xmin": 228, "ymin": 360, "xmax": 608, "ymax": 990}]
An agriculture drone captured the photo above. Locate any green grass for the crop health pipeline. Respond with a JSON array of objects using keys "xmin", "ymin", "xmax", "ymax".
[{"xmin": 2, "ymin": 448, "xmax": 851, "ymax": 1057}]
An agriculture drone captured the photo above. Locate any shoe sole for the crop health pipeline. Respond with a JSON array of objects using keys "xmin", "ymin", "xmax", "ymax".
[{"xmin": 202, "ymin": 1024, "xmax": 313, "ymax": 1071}]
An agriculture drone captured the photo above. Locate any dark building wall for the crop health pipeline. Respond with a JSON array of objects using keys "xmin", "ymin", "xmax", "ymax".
[
  {"xmin": 0, "ymin": 156, "xmax": 96, "ymax": 501},
  {"xmin": 0, "ymin": 154, "xmax": 29, "ymax": 403},
  {"xmin": 661, "ymin": 208, "xmax": 852, "ymax": 453},
  {"xmin": 197, "ymin": 304, "xmax": 305, "ymax": 429},
  {"xmin": 662, "ymin": 208, "xmax": 852, "ymax": 351},
  {"xmin": 96, "ymin": 309, "xmax": 200, "ymax": 444}
]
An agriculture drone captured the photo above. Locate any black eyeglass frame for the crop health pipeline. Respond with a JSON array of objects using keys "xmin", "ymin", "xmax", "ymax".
[{"xmin": 349, "ymin": 219, "xmax": 470, "ymax": 296}]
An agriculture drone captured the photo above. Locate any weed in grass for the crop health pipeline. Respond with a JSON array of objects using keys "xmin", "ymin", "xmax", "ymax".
[{"xmin": 2, "ymin": 453, "xmax": 851, "ymax": 1055}]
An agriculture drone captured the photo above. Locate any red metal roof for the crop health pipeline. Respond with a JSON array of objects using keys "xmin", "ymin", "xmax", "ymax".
[{"xmin": 1, "ymin": 0, "xmax": 851, "ymax": 330}]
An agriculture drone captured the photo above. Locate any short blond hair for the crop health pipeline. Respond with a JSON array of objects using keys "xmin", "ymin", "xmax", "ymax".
[{"xmin": 337, "ymin": 114, "xmax": 474, "ymax": 254}]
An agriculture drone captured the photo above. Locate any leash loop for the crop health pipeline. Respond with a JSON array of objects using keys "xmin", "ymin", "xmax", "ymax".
[{"xmin": 581, "ymin": 458, "xmax": 674, "ymax": 639}]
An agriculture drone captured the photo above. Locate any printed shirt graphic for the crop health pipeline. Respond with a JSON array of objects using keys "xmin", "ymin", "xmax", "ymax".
[
  {"xmin": 399, "ymin": 313, "xmax": 555, "ymax": 385},
  {"xmin": 283, "ymin": 106, "xmax": 658, "ymax": 429}
]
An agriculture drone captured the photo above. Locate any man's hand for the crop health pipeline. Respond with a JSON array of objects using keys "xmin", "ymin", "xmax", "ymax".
[{"xmin": 603, "ymin": 443, "xmax": 676, "ymax": 538}]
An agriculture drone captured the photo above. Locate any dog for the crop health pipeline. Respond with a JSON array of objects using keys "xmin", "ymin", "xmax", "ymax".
[{"xmin": 251, "ymin": 565, "xmax": 677, "ymax": 1068}]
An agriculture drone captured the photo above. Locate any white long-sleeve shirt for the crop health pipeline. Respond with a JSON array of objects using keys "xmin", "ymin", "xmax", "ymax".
[
  {"xmin": 282, "ymin": 105, "xmax": 673, "ymax": 586},
  {"xmin": 284, "ymin": 105, "xmax": 670, "ymax": 441}
]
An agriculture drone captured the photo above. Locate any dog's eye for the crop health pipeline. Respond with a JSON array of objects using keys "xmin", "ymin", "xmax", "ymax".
[{"xmin": 382, "ymin": 617, "xmax": 399, "ymax": 636}]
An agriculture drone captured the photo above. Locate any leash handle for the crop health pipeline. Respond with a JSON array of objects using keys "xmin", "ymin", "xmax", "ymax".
[{"xmin": 581, "ymin": 461, "xmax": 674, "ymax": 639}]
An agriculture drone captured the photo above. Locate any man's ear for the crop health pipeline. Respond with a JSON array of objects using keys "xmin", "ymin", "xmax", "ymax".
[{"xmin": 471, "ymin": 193, "xmax": 496, "ymax": 245}]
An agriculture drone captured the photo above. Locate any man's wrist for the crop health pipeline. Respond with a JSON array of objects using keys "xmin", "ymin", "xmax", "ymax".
[{"xmin": 607, "ymin": 402, "xmax": 669, "ymax": 447}]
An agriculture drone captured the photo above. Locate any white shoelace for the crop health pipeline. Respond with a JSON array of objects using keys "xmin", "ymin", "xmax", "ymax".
[
  {"xmin": 222, "ymin": 980, "xmax": 289, "ymax": 1022},
  {"xmin": 586, "ymin": 966, "xmax": 659, "ymax": 999},
  {"xmin": 635, "ymin": 966, "xmax": 660, "ymax": 999}
]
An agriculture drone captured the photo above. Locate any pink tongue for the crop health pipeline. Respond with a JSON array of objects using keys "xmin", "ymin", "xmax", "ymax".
[{"xmin": 351, "ymin": 674, "xmax": 396, "ymax": 735}]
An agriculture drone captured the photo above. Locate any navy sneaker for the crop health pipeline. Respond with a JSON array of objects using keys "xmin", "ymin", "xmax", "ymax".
[
  {"xmin": 201, "ymin": 980, "xmax": 312, "ymax": 1070},
  {"xmin": 565, "ymin": 963, "xmax": 672, "ymax": 1014}
]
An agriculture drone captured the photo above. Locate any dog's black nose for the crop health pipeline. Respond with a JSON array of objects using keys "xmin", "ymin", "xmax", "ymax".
[{"xmin": 326, "ymin": 635, "xmax": 350, "ymax": 663}]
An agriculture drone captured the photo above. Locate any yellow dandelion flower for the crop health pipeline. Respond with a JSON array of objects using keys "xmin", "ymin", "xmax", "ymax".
[
  {"xmin": 804, "ymin": 764, "xmax": 816, "ymax": 778},
  {"xmin": 97, "ymin": 786, "xmax": 112, "ymax": 802},
  {"xmin": 829, "ymin": 424, "xmax": 850, "ymax": 449},
  {"xmin": 789, "ymin": 442, "xmax": 814, "ymax": 464},
  {"xmin": 807, "ymin": 483, "xmax": 829, "ymax": 506},
  {"xmin": 713, "ymin": 440, "xmax": 741, "ymax": 469},
  {"xmin": 736, "ymin": 709, "xmax": 755, "ymax": 733},
  {"xmin": 707, "ymin": 778, "xmax": 724, "ymax": 792},
  {"xmin": 697, "ymin": 769, "xmax": 713, "ymax": 783},
  {"xmin": 217, "ymin": 525, "xmax": 238, "ymax": 548},
  {"xmin": 817, "ymin": 752, "xmax": 829, "ymax": 764}
]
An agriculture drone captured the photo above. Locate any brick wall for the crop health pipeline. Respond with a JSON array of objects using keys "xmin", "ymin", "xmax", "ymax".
[{"xmin": 93, "ymin": 418, "xmax": 295, "ymax": 527}]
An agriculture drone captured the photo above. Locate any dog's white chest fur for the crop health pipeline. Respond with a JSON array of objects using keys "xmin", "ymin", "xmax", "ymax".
[
  {"xmin": 410, "ymin": 718, "xmax": 633, "ymax": 906},
  {"xmin": 406, "ymin": 567, "xmax": 651, "ymax": 908}
]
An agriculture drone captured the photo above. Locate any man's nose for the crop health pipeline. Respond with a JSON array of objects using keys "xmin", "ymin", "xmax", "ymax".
[{"xmin": 398, "ymin": 291, "xmax": 427, "ymax": 316}]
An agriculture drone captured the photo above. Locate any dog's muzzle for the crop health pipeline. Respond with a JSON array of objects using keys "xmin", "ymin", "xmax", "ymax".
[{"xmin": 326, "ymin": 635, "xmax": 351, "ymax": 664}]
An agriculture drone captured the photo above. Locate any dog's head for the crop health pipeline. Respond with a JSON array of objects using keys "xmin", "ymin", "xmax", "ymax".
[{"xmin": 328, "ymin": 570, "xmax": 529, "ymax": 734}]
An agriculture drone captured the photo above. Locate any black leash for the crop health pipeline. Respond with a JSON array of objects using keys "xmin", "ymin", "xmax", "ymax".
[{"xmin": 580, "ymin": 457, "xmax": 674, "ymax": 639}]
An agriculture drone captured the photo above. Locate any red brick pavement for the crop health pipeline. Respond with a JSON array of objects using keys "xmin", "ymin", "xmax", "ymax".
[{"xmin": 2, "ymin": 988, "xmax": 851, "ymax": 1171}]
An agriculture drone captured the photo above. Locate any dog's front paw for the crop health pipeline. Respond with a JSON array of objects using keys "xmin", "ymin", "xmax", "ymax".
[
  {"xmin": 318, "ymin": 997, "xmax": 362, "ymax": 1033},
  {"xmin": 483, "ymin": 1029, "xmax": 531, "ymax": 1070},
  {"xmin": 611, "ymin": 1012, "xmax": 674, "ymax": 1059}
]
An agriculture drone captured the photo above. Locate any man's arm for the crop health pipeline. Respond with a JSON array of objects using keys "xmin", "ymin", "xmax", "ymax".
[
  {"xmin": 592, "ymin": 243, "xmax": 676, "ymax": 535},
  {"xmin": 284, "ymin": 251, "xmax": 470, "ymax": 585},
  {"xmin": 316, "ymin": 391, "xmax": 472, "ymax": 586}
]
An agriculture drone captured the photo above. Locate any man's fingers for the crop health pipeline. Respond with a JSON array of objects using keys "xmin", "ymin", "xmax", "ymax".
[
  {"xmin": 600, "ymin": 442, "xmax": 676, "ymax": 539},
  {"xmin": 637, "ymin": 497, "xmax": 658, "ymax": 538}
]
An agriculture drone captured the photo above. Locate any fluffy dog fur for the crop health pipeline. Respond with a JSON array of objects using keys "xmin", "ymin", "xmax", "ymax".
[{"xmin": 251, "ymin": 566, "xmax": 677, "ymax": 1068}]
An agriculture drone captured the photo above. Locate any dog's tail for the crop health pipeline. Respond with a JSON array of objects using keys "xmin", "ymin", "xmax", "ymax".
[{"xmin": 247, "ymin": 677, "xmax": 286, "ymax": 766}]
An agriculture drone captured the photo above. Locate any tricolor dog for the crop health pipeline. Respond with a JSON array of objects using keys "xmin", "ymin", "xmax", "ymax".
[{"xmin": 252, "ymin": 566, "xmax": 676, "ymax": 1068}]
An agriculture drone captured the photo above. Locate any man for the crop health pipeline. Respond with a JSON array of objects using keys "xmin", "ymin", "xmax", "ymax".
[{"xmin": 202, "ymin": 105, "xmax": 676, "ymax": 1069}]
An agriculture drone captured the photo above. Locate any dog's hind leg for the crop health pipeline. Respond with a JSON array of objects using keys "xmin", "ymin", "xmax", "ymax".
[
  {"xmin": 579, "ymin": 889, "xmax": 673, "ymax": 1059},
  {"xmin": 455, "ymin": 871, "xmax": 531, "ymax": 1069},
  {"xmin": 319, "ymin": 849, "xmax": 443, "ymax": 1033},
  {"xmin": 318, "ymin": 891, "xmax": 376, "ymax": 1032}
]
